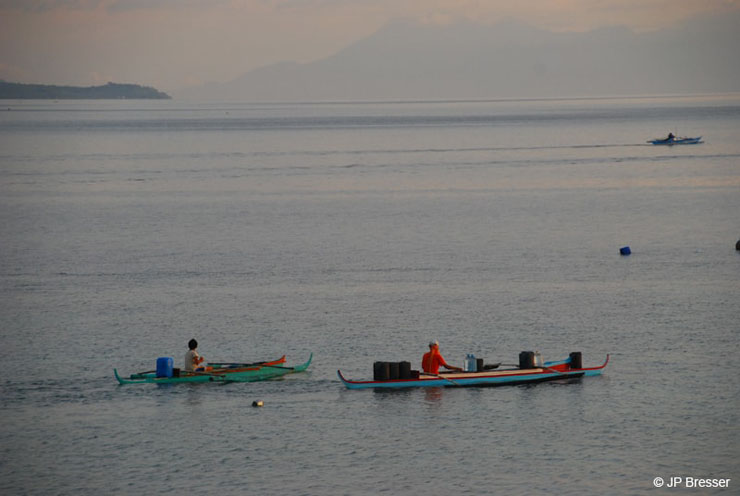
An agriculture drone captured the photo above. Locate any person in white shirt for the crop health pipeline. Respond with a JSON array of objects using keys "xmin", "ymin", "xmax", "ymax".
[{"xmin": 184, "ymin": 338, "xmax": 205, "ymax": 372}]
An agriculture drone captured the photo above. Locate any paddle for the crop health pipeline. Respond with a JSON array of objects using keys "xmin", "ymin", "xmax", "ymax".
[
  {"xmin": 437, "ymin": 373, "xmax": 463, "ymax": 386},
  {"xmin": 208, "ymin": 360, "xmax": 271, "ymax": 368},
  {"xmin": 212, "ymin": 363, "xmax": 296, "ymax": 371},
  {"xmin": 421, "ymin": 372, "xmax": 461, "ymax": 387}
]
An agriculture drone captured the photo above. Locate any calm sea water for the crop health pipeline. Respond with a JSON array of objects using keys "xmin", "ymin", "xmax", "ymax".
[{"xmin": 1, "ymin": 95, "xmax": 739, "ymax": 495}]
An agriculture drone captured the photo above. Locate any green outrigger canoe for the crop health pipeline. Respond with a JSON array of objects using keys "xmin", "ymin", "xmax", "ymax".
[{"xmin": 115, "ymin": 353, "xmax": 312, "ymax": 385}]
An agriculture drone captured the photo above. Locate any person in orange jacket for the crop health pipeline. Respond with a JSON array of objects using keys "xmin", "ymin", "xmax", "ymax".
[{"xmin": 422, "ymin": 340, "xmax": 462, "ymax": 374}]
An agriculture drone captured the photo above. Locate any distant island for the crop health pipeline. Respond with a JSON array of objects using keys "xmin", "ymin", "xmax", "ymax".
[{"xmin": 0, "ymin": 81, "xmax": 171, "ymax": 99}]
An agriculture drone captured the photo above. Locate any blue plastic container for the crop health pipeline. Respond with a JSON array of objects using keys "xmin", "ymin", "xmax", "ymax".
[
  {"xmin": 464, "ymin": 354, "xmax": 477, "ymax": 372},
  {"xmin": 619, "ymin": 246, "xmax": 631, "ymax": 256},
  {"xmin": 156, "ymin": 357, "xmax": 174, "ymax": 378}
]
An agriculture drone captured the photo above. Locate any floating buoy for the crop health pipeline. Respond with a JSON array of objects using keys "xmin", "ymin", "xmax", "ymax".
[
  {"xmin": 252, "ymin": 400, "xmax": 264, "ymax": 407},
  {"xmin": 619, "ymin": 246, "xmax": 631, "ymax": 256}
]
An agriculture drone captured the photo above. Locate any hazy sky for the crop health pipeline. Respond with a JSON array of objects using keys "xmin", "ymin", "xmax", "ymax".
[{"xmin": 1, "ymin": 0, "xmax": 738, "ymax": 91}]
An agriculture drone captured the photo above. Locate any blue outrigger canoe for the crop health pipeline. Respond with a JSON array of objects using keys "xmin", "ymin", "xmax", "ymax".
[{"xmin": 338, "ymin": 354, "xmax": 608, "ymax": 389}]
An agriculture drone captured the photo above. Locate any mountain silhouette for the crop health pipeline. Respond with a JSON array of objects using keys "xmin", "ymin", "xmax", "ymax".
[{"xmin": 176, "ymin": 14, "xmax": 740, "ymax": 101}]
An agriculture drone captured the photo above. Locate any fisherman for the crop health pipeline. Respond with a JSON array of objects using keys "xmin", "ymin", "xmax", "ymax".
[
  {"xmin": 422, "ymin": 340, "xmax": 462, "ymax": 374},
  {"xmin": 184, "ymin": 338, "xmax": 206, "ymax": 372},
  {"xmin": 666, "ymin": 132, "xmax": 675, "ymax": 141}
]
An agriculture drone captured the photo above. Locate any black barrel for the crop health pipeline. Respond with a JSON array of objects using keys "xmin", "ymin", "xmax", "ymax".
[
  {"xmin": 388, "ymin": 362, "xmax": 400, "ymax": 380},
  {"xmin": 519, "ymin": 351, "xmax": 535, "ymax": 369},
  {"xmin": 569, "ymin": 352, "xmax": 583, "ymax": 370},
  {"xmin": 373, "ymin": 361, "xmax": 390, "ymax": 380},
  {"xmin": 476, "ymin": 358, "xmax": 484, "ymax": 372},
  {"xmin": 398, "ymin": 361, "xmax": 411, "ymax": 379}
]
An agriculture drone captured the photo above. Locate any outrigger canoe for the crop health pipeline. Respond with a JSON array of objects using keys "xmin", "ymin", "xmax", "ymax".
[
  {"xmin": 115, "ymin": 354, "xmax": 312, "ymax": 385},
  {"xmin": 648, "ymin": 136, "xmax": 702, "ymax": 145},
  {"xmin": 338, "ymin": 354, "xmax": 608, "ymax": 389}
]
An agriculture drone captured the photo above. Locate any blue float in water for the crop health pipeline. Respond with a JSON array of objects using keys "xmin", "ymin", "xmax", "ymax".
[{"xmin": 619, "ymin": 246, "xmax": 631, "ymax": 256}]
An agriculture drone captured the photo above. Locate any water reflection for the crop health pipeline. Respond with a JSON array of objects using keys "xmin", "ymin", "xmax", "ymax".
[{"xmin": 423, "ymin": 387, "xmax": 446, "ymax": 405}]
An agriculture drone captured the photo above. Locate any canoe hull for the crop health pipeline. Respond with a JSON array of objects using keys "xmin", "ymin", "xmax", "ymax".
[
  {"xmin": 115, "ymin": 354, "xmax": 311, "ymax": 385},
  {"xmin": 338, "ymin": 355, "xmax": 608, "ymax": 390}
]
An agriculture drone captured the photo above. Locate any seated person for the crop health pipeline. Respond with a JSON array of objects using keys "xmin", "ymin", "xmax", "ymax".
[
  {"xmin": 184, "ymin": 338, "xmax": 207, "ymax": 371},
  {"xmin": 422, "ymin": 340, "xmax": 462, "ymax": 374}
]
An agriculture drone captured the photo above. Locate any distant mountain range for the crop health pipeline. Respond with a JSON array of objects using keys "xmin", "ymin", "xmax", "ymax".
[
  {"xmin": 0, "ymin": 81, "xmax": 171, "ymax": 99},
  {"xmin": 176, "ymin": 13, "xmax": 740, "ymax": 101}
]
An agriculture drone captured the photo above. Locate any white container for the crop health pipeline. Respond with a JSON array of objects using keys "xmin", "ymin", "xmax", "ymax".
[{"xmin": 534, "ymin": 351, "xmax": 543, "ymax": 367}]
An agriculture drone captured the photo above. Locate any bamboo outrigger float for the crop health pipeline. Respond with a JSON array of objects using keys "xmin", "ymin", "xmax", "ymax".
[
  {"xmin": 115, "ymin": 354, "xmax": 312, "ymax": 385},
  {"xmin": 338, "ymin": 353, "xmax": 608, "ymax": 389}
]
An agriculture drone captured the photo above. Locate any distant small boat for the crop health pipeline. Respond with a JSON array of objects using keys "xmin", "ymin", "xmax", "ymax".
[{"xmin": 649, "ymin": 136, "xmax": 703, "ymax": 145}]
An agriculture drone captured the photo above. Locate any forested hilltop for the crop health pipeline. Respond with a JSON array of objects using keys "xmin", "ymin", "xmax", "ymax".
[{"xmin": 0, "ymin": 81, "xmax": 171, "ymax": 99}]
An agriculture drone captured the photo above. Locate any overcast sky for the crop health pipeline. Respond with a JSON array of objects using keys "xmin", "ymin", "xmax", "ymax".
[{"xmin": 1, "ymin": 0, "xmax": 738, "ymax": 91}]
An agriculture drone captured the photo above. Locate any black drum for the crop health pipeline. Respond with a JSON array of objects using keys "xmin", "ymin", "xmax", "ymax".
[
  {"xmin": 398, "ymin": 361, "xmax": 411, "ymax": 379},
  {"xmin": 569, "ymin": 352, "xmax": 583, "ymax": 370},
  {"xmin": 373, "ymin": 361, "xmax": 390, "ymax": 380},
  {"xmin": 388, "ymin": 362, "xmax": 400, "ymax": 380},
  {"xmin": 519, "ymin": 351, "xmax": 535, "ymax": 369}
]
